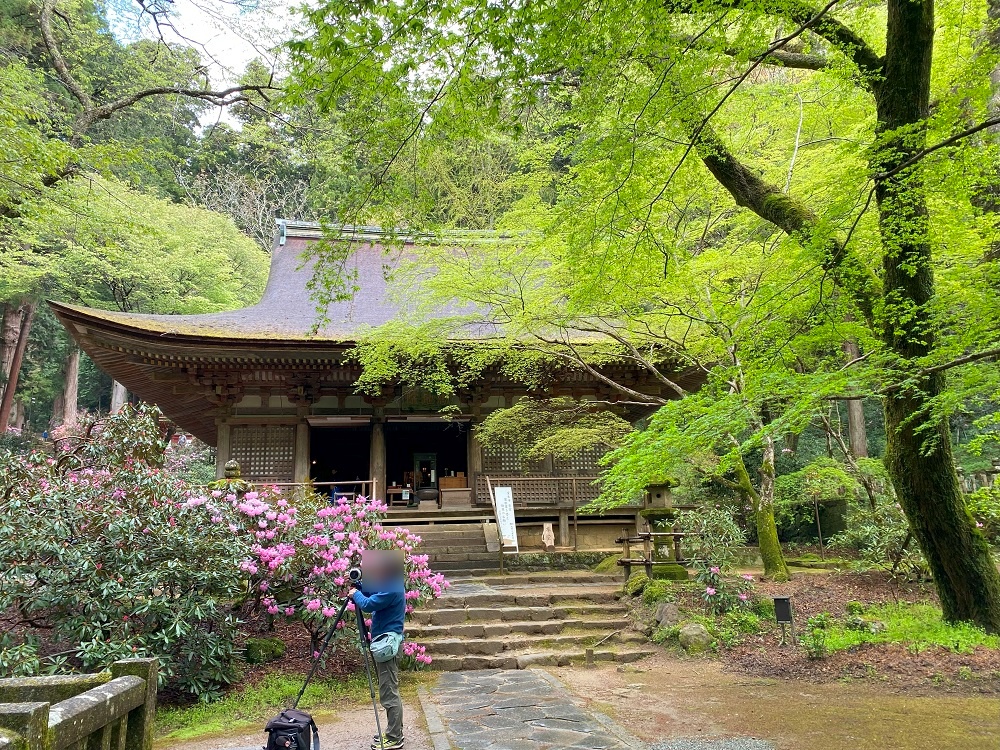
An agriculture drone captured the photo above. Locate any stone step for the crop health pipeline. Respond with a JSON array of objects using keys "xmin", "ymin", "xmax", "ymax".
[
  {"xmin": 426, "ymin": 588, "xmax": 621, "ymax": 609},
  {"xmin": 408, "ymin": 616, "xmax": 630, "ymax": 639},
  {"xmin": 411, "ymin": 604, "xmax": 615, "ymax": 626},
  {"xmin": 423, "ymin": 630, "xmax": 648, "ymax": 656},
  {"xmin": 426, "ymin": 551, "xmax": 499, "ymax": 563},
  {"xmin": 429, "ymin": 648, "xmax": 657, "ymax": 671},
  {"xmin": 449, "ymin": 572, "xmax": 622, "ymax": 585},
  {"xmin": 420, "ymin": 545, "xmax": 496, "ymax": 555}
]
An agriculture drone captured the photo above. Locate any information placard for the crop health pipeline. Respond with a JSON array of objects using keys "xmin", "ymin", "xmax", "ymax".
[{"xmin": 492, "ymin": 486, "xmax": 519, "ymax": 553}]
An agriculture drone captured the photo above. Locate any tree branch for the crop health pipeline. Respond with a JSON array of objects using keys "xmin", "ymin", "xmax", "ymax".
[
  {"xmin": 38, "ymin": 0, "xmax": 93, "ymax": 111},
  {"xmin": 80, "ymin": 84, "xmax": 277, "ymax": 129},
  {"xmin": 664, "ymin": 0, "xmax": 883, "ymax": 83},
  {"xmin": 691, "ymin": 119, "xmax": 881, "ymax": 325}
]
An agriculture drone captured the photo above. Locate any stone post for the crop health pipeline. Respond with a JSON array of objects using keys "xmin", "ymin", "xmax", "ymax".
[
  {"xmin": 110, "ymin": 660, "xmax": 157, "ymax": 750},
  {"xmin": 0, "ymin": 703, "xmax": 48, "ymax": 750}
]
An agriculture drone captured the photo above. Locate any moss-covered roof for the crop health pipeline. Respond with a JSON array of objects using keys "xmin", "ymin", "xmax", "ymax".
[{"xmin": 52, "ymin": 232, "xmax": 405, "ymax": 343}]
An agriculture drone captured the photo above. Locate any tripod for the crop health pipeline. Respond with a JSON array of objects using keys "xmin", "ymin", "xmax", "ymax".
[{"xmin": 293, "ymin": 595, "xmax": 384, "ymax": 742}]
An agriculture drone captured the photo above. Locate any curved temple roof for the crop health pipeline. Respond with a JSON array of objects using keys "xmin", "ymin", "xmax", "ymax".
[
  {"xmin": 54, "ymin": 223, "xmax": 410, "ymax": 342},
  {"xmin": 52, "ymin": 221, "xmax": 702, "ymax": 443}
]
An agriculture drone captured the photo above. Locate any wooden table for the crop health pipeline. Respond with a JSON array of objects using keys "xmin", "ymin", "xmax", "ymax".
[{"xmin": 386, "ymin": 487, "xmax": 413, "ymax": 507}]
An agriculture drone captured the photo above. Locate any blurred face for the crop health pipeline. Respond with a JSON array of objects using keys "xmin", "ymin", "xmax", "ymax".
[{"xmin": 361, "ymin": 549, "xmax": 404, "ymax": 587}]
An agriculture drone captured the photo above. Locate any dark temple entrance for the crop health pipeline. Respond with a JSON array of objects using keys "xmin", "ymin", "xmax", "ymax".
[
  {"xmin": 385, "ymin": 421, "xmax": 469, "ymax": 505},
  {"xmin": 310, "ymin": 425, "xmax": 371, "ymax": 485}
]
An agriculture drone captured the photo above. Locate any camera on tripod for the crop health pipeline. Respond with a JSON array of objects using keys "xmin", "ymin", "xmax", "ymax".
[{"xmin": 349, "ymin": 566, "xmax": 362, "ymax": 584}]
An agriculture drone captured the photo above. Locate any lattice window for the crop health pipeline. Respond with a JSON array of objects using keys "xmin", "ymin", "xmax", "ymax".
[
  {"xmin": 230, "ymin": 425, "xmax": 295, "ymax": 481},
  {"xmin": 555, "ymin": 446, "xmax": 606, "ymax": 473},
  {"xmin": 482, "ymin": 443, "xmax": 523, "ymax": 473}
]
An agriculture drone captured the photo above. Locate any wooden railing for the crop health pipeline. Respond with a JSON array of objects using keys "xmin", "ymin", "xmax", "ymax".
[{"xmin": 0, "ymin": 659, "xmax": 157, "ymax": 750}]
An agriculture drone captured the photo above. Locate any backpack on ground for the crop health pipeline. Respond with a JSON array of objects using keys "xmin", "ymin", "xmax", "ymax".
[{"xmin": 264, "ymin": 709, "xmax": 319, "ymax": 750}]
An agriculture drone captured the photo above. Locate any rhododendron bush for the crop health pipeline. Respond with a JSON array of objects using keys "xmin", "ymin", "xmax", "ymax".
[
  {"xmin": 195, "ymin": 484, "xmax": 448, "ymax": 663},
  {"xmin": 0, "ymin": 404, "xmax": 447, "ymax": 698}
]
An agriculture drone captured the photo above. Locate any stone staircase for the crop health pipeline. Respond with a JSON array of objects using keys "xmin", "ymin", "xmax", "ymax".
[
  {"xmin": 403, "ymin": 522, "xmax": 501, "ymax": 577},
  {"xmin": 410, "ymin": 572, "xmax": 656, "ymax": 670}
]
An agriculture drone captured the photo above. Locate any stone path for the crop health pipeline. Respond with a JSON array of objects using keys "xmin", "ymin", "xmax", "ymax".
[{"xmin": 422, "ymin": 669, "xmax": 643, "ymax": 750}]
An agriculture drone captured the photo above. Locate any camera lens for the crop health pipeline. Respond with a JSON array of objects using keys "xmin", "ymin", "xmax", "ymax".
[{"xmin": 348, "ymin": 567, "xmax": 362, "ymax": 583}]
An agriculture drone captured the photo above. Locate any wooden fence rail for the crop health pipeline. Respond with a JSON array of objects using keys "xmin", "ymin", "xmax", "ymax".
[{"xmin": 0, "ymin": 659, "xmax": 157, "ymax": 750}]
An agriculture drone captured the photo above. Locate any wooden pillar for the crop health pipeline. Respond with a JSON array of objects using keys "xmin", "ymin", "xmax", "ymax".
[
  {"xmin": 558, "ymin": 511, "xmax": 570, "ymax": 548},
  {"xmin": 468, "ymin": 423, "xmax": 484, "ymax": 502},
  {"xmin": 110, "ymin": 380, "xmax": 128, "ymax": 412},
  {"xmin": 370, "ymin": 411, "xmax": 386, "ymax": 500},
  {"xmin": 293, "ymin": 420, "xmax": 310, "ymax": 483},
  {"xmin": 215, "ymin": 421, "xmax": 231, "ymax": 479}
]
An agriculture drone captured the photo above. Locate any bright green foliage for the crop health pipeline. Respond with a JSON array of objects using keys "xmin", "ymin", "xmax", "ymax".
[
  {"xmin": 285, "ymin": 0, "xmax": 1000, "ymax": 625},
  {"xmin": 476, "ymin": 397, "xmax": 633, "ymax": 462},
  {"xmin": 8, "ymin": 176, "xmax": 267, "ymax": 313}
]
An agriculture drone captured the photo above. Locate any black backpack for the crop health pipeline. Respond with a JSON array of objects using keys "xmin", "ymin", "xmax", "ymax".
[{"xmin": 264, "ymin": 709, "xmax": 319, "ymax": 750}]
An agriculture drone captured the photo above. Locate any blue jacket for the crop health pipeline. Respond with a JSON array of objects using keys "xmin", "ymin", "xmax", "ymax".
[{"xmin": 352, "ymin": 586, "xmax": 405, "ymax": 637}]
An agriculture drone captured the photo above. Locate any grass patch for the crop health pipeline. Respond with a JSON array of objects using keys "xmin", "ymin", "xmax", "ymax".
[
  {"xmin": 155, "ymin": 672, "xmax": 369, "ymax": 742},
  {"xmin": 824, "ymin": 603, "xmax": 1000, "ymax": 654}
]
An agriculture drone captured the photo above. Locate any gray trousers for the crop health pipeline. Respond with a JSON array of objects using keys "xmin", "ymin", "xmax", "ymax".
[{"xmin": 375, "ymin": 655, "xmax": 403, "ymax": 742}]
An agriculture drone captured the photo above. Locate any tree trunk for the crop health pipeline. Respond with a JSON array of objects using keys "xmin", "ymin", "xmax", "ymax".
[
  {"xmin": 841, "ymin": 341, "xmax": 868, "ymax": 458},
  {"xmin": 62, "ymin": 347, "xmax": 80, "ymax": 426},
  {"xmin": 733, "ymin": 443, "xmax": 789, "ymax": 581},
  {"xmin": 875, "ymin": 0, "xmax": 1000, "ymax": 631},
  {"xmin": 0, "ymin": 302, "xmax": 36, "ymax": 433},
  {"xmin": 110, "ymin": 380, "xmax": 128, "ymax": 412},
  {"xmin": 1, "ymin": 303, "xmax": 23, "ymax": 386}
]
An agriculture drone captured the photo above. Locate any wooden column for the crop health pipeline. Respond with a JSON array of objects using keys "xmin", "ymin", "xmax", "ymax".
[
  {"xmin": 370, "ymin": 410, "xmax": 386, "ymax": 500},
  {"xmin": 293, "ymin": 420, "xmax": 310, "ymax": 483},
  {"xmin": 558, "ymin": 511, "xmax": 570, "ymax": 548},
  {"xmin": 215, "ymin": 421, "xmax": 231, "ymax": 479},
  {"xmin": 110, "ymin": 380, "xmax": 128, "ymax": 412},
  {"xmin": 468, "ymin": 424, "xmax": 484, "ymax": 503}
]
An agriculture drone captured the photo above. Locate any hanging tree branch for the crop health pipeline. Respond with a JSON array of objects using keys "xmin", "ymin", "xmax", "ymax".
[{"xmin": 36, "ymin": 0, "xmax": 279, "ymax": 145}]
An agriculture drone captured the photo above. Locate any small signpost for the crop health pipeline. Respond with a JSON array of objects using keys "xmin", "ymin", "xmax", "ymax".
[
  {"xmin": 773, "ymin": 595, "xmax": 795, "ymax": 645},
  {"xmin": 493, "ymin": 485, "xmax": 519, "ymax": 553}
]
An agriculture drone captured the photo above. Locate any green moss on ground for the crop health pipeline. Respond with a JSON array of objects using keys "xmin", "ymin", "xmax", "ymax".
[
  {"xmin": 822, "ymin": 603, "xmax": 1000, "ymax": 654},
  {"xmin": 593, "ymin": 554, "xmax": 622, "ymax": 574},
  {"xmin": 624, "ymin": 572, "xmax": 650, "ymax": 596},
  {"xmin": 244, "ymin": 637, "xmax": 286, "ymax": 665}
]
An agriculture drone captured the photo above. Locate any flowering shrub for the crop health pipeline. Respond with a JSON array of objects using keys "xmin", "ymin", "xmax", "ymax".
[
  {"xmin": 0, "ymin": 405, "xmax": 447, "ymax": 698},
  {"xmin": 400, "ymin": 641, "xmax": 432, "ymax": 669},
  {"xmin": 695, "ymin": 564, "xmax": 755, "ymax": 616},
  {"xmin": 185, "ymin": 485, "xmax": 448, "ymax": 663},
  {"xmin": 0, "ymin": 405, "xmax": 244, "ymax": 700}
]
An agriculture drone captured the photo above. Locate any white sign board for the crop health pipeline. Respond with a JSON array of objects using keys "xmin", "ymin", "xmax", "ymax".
[{"xmin": 492, "ymin": 486, "xmax": 519, "ymax": 553}]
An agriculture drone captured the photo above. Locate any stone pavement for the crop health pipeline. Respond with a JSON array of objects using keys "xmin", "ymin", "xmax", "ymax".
[{"xmin": 421, "ymin": 669, "xmax": 644, "ymax": 750}]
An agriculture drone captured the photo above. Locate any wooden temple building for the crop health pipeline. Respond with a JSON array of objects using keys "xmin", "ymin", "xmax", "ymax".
[{"xmin": 51, "ymin": 221, "xmax": 700, "ymax": 549}]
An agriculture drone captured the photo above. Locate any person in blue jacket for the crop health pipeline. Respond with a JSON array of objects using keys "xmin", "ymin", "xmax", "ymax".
[{"xmin": 350, "ymin": 552, "xmax": 406, "ymax": 750}]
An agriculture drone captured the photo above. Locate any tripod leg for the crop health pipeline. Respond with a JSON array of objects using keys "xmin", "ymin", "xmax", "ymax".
[
  {"xmin": 293, "ymin": 595, "xmax": 352, "ymax": 710},
  {"xmin": 357, "ymin": 606, "xmax": 384, "ymax": 744}
]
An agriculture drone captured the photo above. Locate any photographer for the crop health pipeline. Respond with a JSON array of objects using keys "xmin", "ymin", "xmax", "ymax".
[{"xmin": 350, "ymin": 551, "xmax": 406, "ymax": 750}]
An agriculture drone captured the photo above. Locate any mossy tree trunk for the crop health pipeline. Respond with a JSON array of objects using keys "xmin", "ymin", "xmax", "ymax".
[
  {"xmin": 874, "ymin": 0, "xmax": 1000, "ymax": 631},
  {"xmin": 732, "ymin": 440, "xmax": 790, "ymax": 582}
]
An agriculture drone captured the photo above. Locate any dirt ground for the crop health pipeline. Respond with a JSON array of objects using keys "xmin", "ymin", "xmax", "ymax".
[
  {"xmin": 153, "ymin": 698, "xmax": 434, "ymax": 750},
  {"xmin": 552, "ymin": 654, "xmax": 1000, "ymax": 750}
]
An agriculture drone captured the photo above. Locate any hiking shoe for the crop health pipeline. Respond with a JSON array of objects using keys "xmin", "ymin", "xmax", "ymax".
[{"xmin": 371, "ymin": 737, "xmax": 404, "ymax": 750}]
